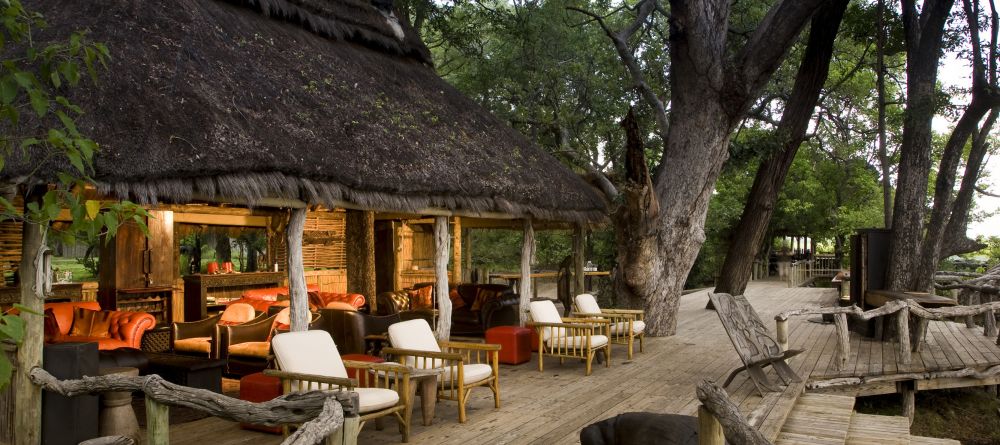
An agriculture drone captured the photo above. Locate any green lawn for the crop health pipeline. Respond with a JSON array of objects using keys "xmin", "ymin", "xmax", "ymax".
[{"xmin": 50, "ymin": 257, "xmax": 97, "ymax": 282}]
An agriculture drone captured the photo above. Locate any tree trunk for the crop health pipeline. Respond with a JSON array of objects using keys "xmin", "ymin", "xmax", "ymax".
[
  {"xmin": 215, "ymin": 234, "xmax": 231, "ymax": 263},
  {"xmin": 346, "ymin": 210, "xmax": 377, "ymax": 302},
  {"xmin": 15, "ymin": 194, "xmax": 46, "ymax": 445},
  {"xmin": 714, "ymin": 0, "xmax": 849, "ymax": 297},
  {"xmin": 433, "ymin": 216, "xmax": 452, "ymax": 341},
  {"xmin": 886, "ymin": 0, "xmax": 956, "ymax": 292},
  {"xmin": 876, "ymin": 0, "xmax": 893, "ymax": 228},
  {"xmin": 519, "ymin": 219, "xmax": 535, "ymax": 326},
  {"xmin": 942, "ymin": 109, "xmax": 999, "ymax": 257},
  {"xmin": 285, "ymin": 208, "xmax": 309, "ymax": 332}
]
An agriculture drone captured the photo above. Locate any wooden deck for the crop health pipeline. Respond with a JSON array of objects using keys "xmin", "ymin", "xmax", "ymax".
[{"xmin": 166, "ymin": 281, "xmax": 1000, "ymax": 444}]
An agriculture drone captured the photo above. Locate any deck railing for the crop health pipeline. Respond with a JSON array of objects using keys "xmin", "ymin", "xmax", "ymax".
[{"xmin": 786, "ymin": 255, "xmax": 842, "ymax": 287}]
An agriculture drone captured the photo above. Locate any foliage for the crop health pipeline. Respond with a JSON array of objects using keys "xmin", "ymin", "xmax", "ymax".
[{"xmin": 0, "ymin": 0, "xmax": 146, "ymax": 390}]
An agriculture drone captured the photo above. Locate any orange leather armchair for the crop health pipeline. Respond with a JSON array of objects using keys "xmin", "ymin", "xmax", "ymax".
[
  {"xmin": 309, "ymin": 292, "xmax": 365, "ymax": 310},
  {"xmin": 45, "ymin": 301, "xmax": 156, "ymax": 350}
]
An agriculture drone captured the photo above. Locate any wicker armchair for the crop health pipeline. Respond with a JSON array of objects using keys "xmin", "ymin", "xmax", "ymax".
[
  {"xmin": 528, "ymin": 299, "xmax": 610, "ymax": 376},
  {"xmin": 382, "ymin": 319, "xmax": 500, "ymax": 423},
  {"xmin": 572, "ymin": 293, "xmax": 645, "ymax": 359}
]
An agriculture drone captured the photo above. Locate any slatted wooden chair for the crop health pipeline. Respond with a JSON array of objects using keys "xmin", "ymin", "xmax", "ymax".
[
  {"xmin": 266, "ymin": 330, "xmax": 413, "ymax": 442},
  {"xmin": 382, "ymin": 318, "xmax": 500, "ymax": 423},
  {"xmin": 709, "ymin": 292, "xmax": 802, "ymax": 396},
  {"xmin": 572, "ymin": 293, "xmax": 646, "ymax": 359},
  {"xmin": 528, "ymin": 299, "xmax": 611, "ymax": 376}
]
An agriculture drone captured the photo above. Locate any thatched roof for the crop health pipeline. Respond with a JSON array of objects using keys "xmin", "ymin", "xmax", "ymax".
[{"xmin": 5, "ymin": 0, "xmax": 607, "ymax": 223}]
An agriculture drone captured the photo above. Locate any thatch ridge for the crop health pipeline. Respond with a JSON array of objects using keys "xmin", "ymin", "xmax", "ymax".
[{"xmin": 5, "ymin": 0, "xmax": 607, "ymax": 223}]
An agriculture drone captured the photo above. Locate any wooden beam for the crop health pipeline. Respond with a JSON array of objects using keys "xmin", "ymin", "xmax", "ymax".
[
  {"xmin": 15, "ymin": 189, "xmax": 45, "ymax": 445},
  {"xmin": 286, "ymin": 208, "xmax": 309, "ymax": 331},
  {"xmin": 345, "ymin": 210, "xmax": 376, "ymax": 302},
  {"xmin": 572, "ymin": 224, "xmax": 585, "ymax": 302},
  {"xmin": 145, "ymin": 397, "xmax": 169, "ymax": 445},
  {"xmin": 519, "ymin": 220, "xmax": 535, "ymax": 326},
  {"xmin": 898, "ymin": 380, "xmax": 915, "ymax": 425},
  {"xmin": 172, "ymin": 213, "xmax": 269, "ymax": 227},
  {"xmin": 697, "ymin": 405, "xmax": 725, "ymax": 445},
  {"xmin": 434, "ymin": 216, "xmax": 452, "ymax": 341}
]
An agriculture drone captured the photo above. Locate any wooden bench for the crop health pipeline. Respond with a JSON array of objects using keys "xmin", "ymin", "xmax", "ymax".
[{"xmin": 710, "ymin": 293, "xmax": 802, "ymax": 396}]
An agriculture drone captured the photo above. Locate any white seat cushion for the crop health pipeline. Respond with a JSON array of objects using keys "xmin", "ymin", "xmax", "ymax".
[
  {"xmin": 388, "ymin": 319, "xmax": 444, "ymax": 368},
  {"xmin": 439, "ymin": 363, "xmax": 493, "ymax": 386},
  {"xmin": 610, "ymin": 320, "xmax": 646, "ymax": 335},
  {"xmin": 574, "ymin": 294, "xmax": 602, "ymax": 314},
  {"xmin": 272, "ymin": 330, "xmax": 349, "ymax": 378},
  {"xmin": 355, "ymin": 387, "xmax": 400, "ymax": 413},
  {"xmin": 547, "ymin": 335, "xmax": 608, "ymax": 349}
]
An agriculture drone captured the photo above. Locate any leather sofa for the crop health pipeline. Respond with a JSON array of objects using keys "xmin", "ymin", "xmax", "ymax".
[
  {"xmin": 375, "ymin": 283, "xmax": 518, "ymax": 336},
  {"xmin": 227, "ymin": 290, "xmax": 365, "ymax": 313},
  {"xmin": 44, "ymin": 301, "xmax": 156, "ymax": 350}
]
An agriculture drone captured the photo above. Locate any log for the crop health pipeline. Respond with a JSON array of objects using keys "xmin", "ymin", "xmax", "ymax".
[
  {"xmin": 697, "ymin": 405, "xmax": 725, "ymax": 445},
  {"xmin": 519, "ymin": 219, "xmax": 535, "ymax": 326},
  {"xmin": 775, "ymin": 319, "xmax": 788, "ymax": 352},
  {"xmin": 572, "ymin": 224, "xmax": 585, "ymax": 300},
  {"xmin": 694, "ymin": 381, "xmax": 771, "ymax": 445},
  {"xmin": 807, "ymin": 364, "xmax": 1000, "ymax": 390},
  {"xmin": 146, "ymin": 397, "xmax": 169, "ymax": 445},
  {"xmin": 286, "ymin": 208, "xmax": 309, "ymax": 332},
  {"xmin": 834, "ymin": 314, "xmax": 849, "ymax": 370},
  {"xmin": 29, "ymin": 367, "xmax": 358, "ymax": 445},
  {"xmin": 898, "ymin": 381, "xmax": 915, "ymax": 425},
  {"xmin": 896, "ymin": 307, "xmax": 911, "ymax": 365},
  {"xmin": 986, "ymin": 308, "xmax": 998, "ymax": 337},
  {"xmin": 15, "ymin": 196, "xmax": 46, "ymax": 445},
  {"xmin": 345, "ymin": 210, "xmax": 376, "ymax": 303},
  {"xmin": 433, "ymin": 216, "xmax": 452, "ymax": 341}
]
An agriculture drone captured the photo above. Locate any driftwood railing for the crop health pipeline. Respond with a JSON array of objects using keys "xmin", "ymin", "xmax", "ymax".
[
  {"xmin": 696, "ymin": 380, "xmax": 772, "ymax": 445},
  {"xmin": 27, "ymin": 367, "xmax": 360, "ymax": 445},
  {"xmin": 785, "ymin": 257, "xmax": 842, "ymax": 288},
  {"xmin": 775, "ymin": 299, "xmax": 1000, "ymax": 370}
]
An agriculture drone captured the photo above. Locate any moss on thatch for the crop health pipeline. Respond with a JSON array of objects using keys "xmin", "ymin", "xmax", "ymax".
[{"xmin": 3, "ymin": 0, "xmax": 607, "ymax": 223}]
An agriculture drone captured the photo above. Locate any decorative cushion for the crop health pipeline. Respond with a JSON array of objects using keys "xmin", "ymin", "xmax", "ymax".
[
  {"xmin": 440, "ymin": 363, "xmax": 493, "ymax": 386},
  {"xmin": 574, "ymin": 294, "xmax": 603, "ymax": 314},
  {"xmin": 220, "ymin": 303, "xmax": 256, "ymax": 324},
  {"xmin": 355, "ymin": 387, "xmax": 400, "ymax": 413},
  {"xmin": 174, "ymin": 337, "xmax": 212, "ymax": 354},
  {"xmin": 266, "ymin": 308, "xmax": 293, "ymax": 341},
  {"xmin": 272, "ymin": 330, "xmax": 349, "ymax": 379},
  {"xmin": 448, "ymin": 289, "xmax": 465, "ymax": 310},
  {"xmin": 228, "ymin": 341, "xmax": 271, "ymax": 358},
  {"xmin": 387, "ymin": 319, "xmax": 443, "ymax": 368},
  {"xmin": 471, "ymin": 288, "xmax": 496, "ymax": 311},
  {"xmin": 69, "ymin": 308, "xmax": 112, "ymax": 338},
  {"xmin": 409, "ymin": 286, "xmax": 433, "ymax": 310}
]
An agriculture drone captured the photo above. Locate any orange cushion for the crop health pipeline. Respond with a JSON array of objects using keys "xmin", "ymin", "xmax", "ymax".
[
  {"xmin": 449, "ymin": 289, "xmax": 466, "ymax": 310},
  {"xmin": 69, "ymin": 308, "xmax": 112, "ymax": 338},
  {"xmin": 409, "ymin": 286, "xmax": 433, "ymax": 310}
]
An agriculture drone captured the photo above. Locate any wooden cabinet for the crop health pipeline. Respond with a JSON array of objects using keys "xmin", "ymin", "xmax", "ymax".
[
  {"xmin": 182, "ymin": 272, "xmax": 284, "ymax": 321},
  {"xmin": 98, "ymin": 210, "xmax": 174, "ymax": 326}
]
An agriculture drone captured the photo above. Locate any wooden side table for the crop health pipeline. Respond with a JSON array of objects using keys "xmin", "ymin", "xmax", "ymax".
[
  {"xmin": 98, "ymin": 366, "xmax": 140, "ymax": 442},
  {"xmin": 407, "ymin": 368, "xmax": 444, "ymax": 426}
]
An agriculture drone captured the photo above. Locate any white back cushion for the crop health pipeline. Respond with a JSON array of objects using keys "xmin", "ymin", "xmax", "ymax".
[
  {"xmin": 272, "ymin": 330, "xmax": 348, "ymax": 379},
  {"xmin": 221, "ymin": 303, "xmax": 256, "ymax": 324},
  {"xmin": 274, "ymin": 307, "xmax": 291, "ymax": 325},
  {"xmin": 529, "ymin": 300, "xmax": 565, "ymax": 341},
  {"xmin": 574, "ymin": 294, "xmax": 602, "ymax": 314},
  {"xmin": 388, "ymin": 319, "xmax": 442, "ymax": 368}
]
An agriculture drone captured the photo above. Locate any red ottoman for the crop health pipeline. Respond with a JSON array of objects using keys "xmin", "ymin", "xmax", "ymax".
[
  {"xmin": 485, "ymin": 326, "xmax": 532, "ymax": 365},
  {"xmin": 239, "ymin": 372, "xmax": 283, "ymax": 434},
  {"xmin": 341, "ymin": 354, "xmax": 385, "ymax": 387}
]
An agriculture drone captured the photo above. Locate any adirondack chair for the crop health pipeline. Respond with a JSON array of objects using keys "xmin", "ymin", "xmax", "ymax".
[{"xmin": 709, "ymin": 293, "xmax": 802, "ymax": 396}]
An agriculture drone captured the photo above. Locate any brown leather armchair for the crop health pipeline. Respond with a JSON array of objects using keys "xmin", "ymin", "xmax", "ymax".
[
  {"xmin": 45, "ymin": 301, "xmax": 156, "ymax": 350},
  {"xmin": 172, "ymin": 303, "xmax": 263, "ymax": 358},
  {"xmin": 221, "ymin": 308, "xmax": 322, "ymax": 376},
  {"xmin": 319, "ymin": 308, "xmax": 401, "ymax": 356}
]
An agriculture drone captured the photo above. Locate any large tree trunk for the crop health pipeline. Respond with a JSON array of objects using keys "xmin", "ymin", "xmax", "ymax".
[
  {"xmin": 346, "ymin": 210, "xmax": 377, "ymax": 301},
  {"xmin": 433, "ymin": 216, "xmax": 452, "ymax": 340},
  {"xmin": 876, "ymin": 0, "xmax": 893, "ymax": 228},
  {"xmin": 886, "ymin": 0, "xmax": 956, "ymax": 291},
  {"xmin": 942, "ymin": 109, "xmax": 999, "ymax": 257},
  {"xmin": 15, "ymin": 191, "xmax": 46, "ymax": 445},
  {"xmin": 286, "ymin": 208, "xmax": 309, "ymax": 332},
  {"xmin": 714, "ymin": 0, "xmax": 849, "ymax": 297}
]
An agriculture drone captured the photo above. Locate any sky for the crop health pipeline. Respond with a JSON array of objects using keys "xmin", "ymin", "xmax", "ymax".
[{"xmin": 936, "ymin": 54, "xmax": 999, "ymax": 239}]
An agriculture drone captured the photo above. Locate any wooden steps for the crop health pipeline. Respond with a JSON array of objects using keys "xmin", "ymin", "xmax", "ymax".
[
  {"xmin": 908, "ymin": 436, "xmax": 961, "ymax": 445},
  {"xmin": 845, "ymin": 413, "xmax": 910, "ymax": 445},
  {"xmin": 775, "ymin": 394, "xmax": 856, "ymax": 445}
]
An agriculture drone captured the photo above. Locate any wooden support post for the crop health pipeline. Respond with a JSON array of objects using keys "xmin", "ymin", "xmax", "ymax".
[
  {"xmin": 462, "ymin": 228, "xmax": 472, "ymax": 283},
  {"xmin": 519, "ymin": 219, "xmax": 535, "ymax": 326},
  {"xmin": 834, "ymin": 314, "xmax": 849, "ymax": 370},
  {"xmin": 15, "ymin": 192, "xmax": 46, "ymax": 445},
  {"xmin": 775, "ymin": 319, "xmax": 789, "ymax": 352},
  {"xmin": 452, "ymin": 218, "xmax": 462, "ymax": 285},
  {"xmin": 966, "ymin": 292, "xmax": 979, "ymax": 328},
  {"xmin": 145, "ymin": 397, "xmax": 169, "ymax": 445},
  {"xmin": 912, "ymin": 318, "xmax": 928, "ymax": 352},
  {"xmin": 327, "ymin": 413, "xmax": 361, "ymax": 445},
  {"xmin": 572, "ymin": 224, "xmax": 585, "ymax": 300},
  {"xmin": 896, "ymin": 307, "xmax": 911, "ymax": 365},
  {"xmin": 697, "ymin": 405, "xmax": 724, "ymax": 445},
  {"xmin": 345, "ymin": 210, "xmax": 376, "ymax": 303},
  {"xmin": 985, "ymin": 308, "xmax": 998, "ymax": 338},
  {"xmin": 433, "ymin": 216, "xmax": 452, "ymax": 341},
  {"xmin": 898, "ymin": 380, "xmax": 915, "ymax": 425},
  {"xmin": 286, "ymin": 208, "xmax": 309, "ymax": 331}
]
